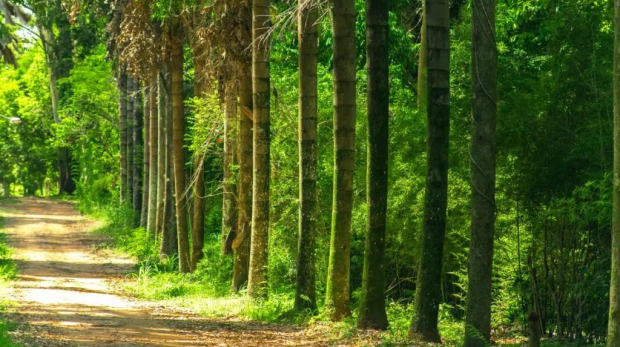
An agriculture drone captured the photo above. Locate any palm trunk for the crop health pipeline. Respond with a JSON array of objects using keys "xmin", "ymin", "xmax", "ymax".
[
  {"xmin": 119, "ymin": 66, "xmax": 128, "ymax": 205},
  {"xmin": 222, "ymin": 81, "xmax": 238, "ymax": 254},
  {"xmin": 410, "ymin": 0, "xmax": 450, "ymax": 341},
  {"xmin": 127, "ymin": 76, "xmax": 135, "ymax": 207},
  {"xmin": 141, "ymin": 83, "xmax": 150, "ymax": 228},
  {"xmin": 608, "ymin": 0, "xmax": 620, "ymax": 345},
  {"xmin": 156, "ymin": 69, "xmax": 167, "ymax": 237},
  {"xmin": 171, "ymin": 23, "xmax": 190, "ymax": 273},
  {"xmin": 294, "ymin": 0, "xmax": 318, "ymax": 312},
  {"xmin": 232, "ymin": 70, "xmax": 253, "ymax": 292},
  {"xmin": 147, "ymin": 73, "xmax": 159, "ymax": 236},
  {"xmin": 357, "ymin": 0, "xmax": 389, "ymax": 330},
  {"xmin": 248, "ymin": 0, "xmax": 272, "ymax": 298},
  {"xmin": 463, "ymin": 0, "xmax": 498, "ymax": 346},
  {"xmin": 325, "ymin": 0, "xmax": 356, "ymax": 320},
  {"xmin": 161, "ymin": 60, "xmax": 178, "ymax": 258},
  {"xmin": 132, "ymin": 78, "xmax": 144, "ymax": 227}
]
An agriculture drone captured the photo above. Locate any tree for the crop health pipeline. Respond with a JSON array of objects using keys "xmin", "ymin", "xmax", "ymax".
[
  {"xmin": 410, "ymin": 0, "xmax": 450, "ymax": 341},
  {"xmin": 147, "ymin": 72, "xmax": 159, "ymax": 236},
  {"xmin": 119, "ymin": 66, "xmax": 128, "ymax": 205},
  {"xmin": 161, "ymin": 57, "xmax": 178, "ymax": 258},
  {"xmin": 141, "ymin": 83, "xmax": 150, "ymax": 227},
  {"xmin": 156, "ymin": 67, "xmax": 167, "ymax": 237},
  {"xmin": 248, "ymin": 0, "xmax": 271, "ymax": 298},
  {"xmin": 132, "ymin": 77, "xmax": 143, "ymax": 226},
  {"xmin": 325, "ymin": 0, "xmax": 356, "ymax": 320},
  {"xmin": 127, "ymin": 76, "xmax": 135, "ymax": 205},
  {"xmin": 233, "ymin": 71, "xmax": 253, "ymax": 291},
  {"xmin": 294, "ymin": 0, "xmax": 318, "ymax": 312},
  {"xmin": 357, "ymin": 0, "xmax": 389, "ymax": 330},
  {"xmin": 191, "ymin": 49, "xmax": 206, "ymax": 271},
  {"xmin": 171, "ymin": 22, "xmax": 190, "ymax": 273},
  {"xmin": 222, "ymin": 81, "xmax": 238, "ymax": 254},
  {"xmin": 608, "ymin": 0, "xmax": 620, "ymax": 344},
  {"xmin": 463, "ymin": 0, "xmax": 497, "ymax": 345}
]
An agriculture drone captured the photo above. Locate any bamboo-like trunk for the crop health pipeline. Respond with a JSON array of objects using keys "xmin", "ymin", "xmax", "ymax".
[
  {"xmin": 463, "ymin": 0, "xmax": 498, "ymax": 346},
  {"xmin": 119, "ymin": 67, "xmax": 128, "ymax": 206},
  {"xmin": 248, "ymin": 0, "xmax": 272, "ymax": 298},
  {"xmin": 191, "ymin": 54, "xmax": 206, "ymax": 272},
  {"xmin": 132, "ymin": 78, "xmax": 144, "ymax": 227},
  {"xmin": 140, "ymin": 83, "xmax": 150, "ymax": 228},
  {"xmin": 161, "ymin": 59, "xmax": 178, "ymax": 259},
  {"xmin": 147, "ymin": 73, "xmax": 159, "ymax": 237},
  {"xmin": 156, "ymin": 69, "xmax": 167, "ymax": 237},
  {"xmin": 325, "ymin": 0, "xmax": 356, "ymax": 320},
  {"xmin": 357, "ymin": 0, "xmax": 389, "ymax": 330},
  {"xmin": 232, "ymin": 70, "xmax": 253, "ymax": 292},
  {"xmin": 171, "ymin": 23, "xmax": 190, "ymax": 273},
  {"xmin": 608, "ymin": 0, "xmax": 620, "ymax": 345},
  {"xmin": 295, "ymin": 0, "xmax": 318, "ymax": 312},
  {"xmin": 127, "ymin": 76, "xmax": 135, "ymax": 206},
  {"xmin": 410, "ymin": 0, "xmax": 450, "ymax": 341},
  {"xmin": 222, "ymin": 81, "xmax": 238, "ymax": 254}
]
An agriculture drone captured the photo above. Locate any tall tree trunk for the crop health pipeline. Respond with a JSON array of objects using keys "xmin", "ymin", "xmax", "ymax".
[
  {"xmin": 147, "ymin": 73, "xmax": 159, "ymax": 236},
  {"xmin": 191, "ymin": 55, "xmax": 207, "ymax": 272},
  {"xmin": 119, "ymin": 67, "xmax": 128, "ymax": 205},
  {"xmin": 161, "ymin": 62, "xmax": 178, "ymax": 258},
  {"xmin": 141, "ymin": 83, "xmax": 151, "ymax": 228},
  {"xmin": 248, "ymin": 0, "xmax": 272, "ymax": 298},
  {"xmin": 156, "ymin": 69, "xmax": 167, "ymax": 237},
  {"xmin": 463, "ymin": 0, "xmax": 497, "ymax": 346},
  {"xmin": 410, "ymin": 0, "xmax": 450, "ymax": 341},
  {"xmin": 232, "ymin": 70, "xmax": 253, "ymax": 292},
  {"xmin": 222, "ymin": 81, "xmax": 238, "ymax": 254},
  {"xmin": 357, "ymin": 0, "xmax": 389, "ymax": 330},
  {"xmin": 325, "ymin": 0, "xmax": 356, "ymax": 320},
  {"xmin": 127, "ymin": 76, "xmax": 135, "ymax": 206},
  {"xmin": 171, "ymin": 23, "xmax": 190, "ymax": 273},
  {"xmin": 132, "ymin": 78, "xmax": 144, "ymax": 227},
  {"xmin": 608, "ymin": 0, "xmax": 620, "ymax": 344},
  {"xmin": 295, "ymin": 0, "xmax": 318, "ymax": 312},
  {"xmin": 417, "ymin": 2, "xmax": 427, "ymax": 111}
]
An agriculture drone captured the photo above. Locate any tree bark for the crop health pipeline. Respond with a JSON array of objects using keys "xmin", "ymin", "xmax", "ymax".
[
  {"xmin": 608, "ymin": 0, "xmax": 620, "ymax": 345},
  {"xmin": 357, "ymin": 0, "xmax": 389, "ymax": 330},
  {"xmin": 222, "ymin": 81, "xmax": 239, "ymax": 255},
  {"xmin": 147, "ymin": 73, "xmax": 159, "ymax": 237},
  {"xmin": 156, "ymin": 69, "xmax": 167, "ymax": 237},
  {"xmin": 325, "ymin": 0, "xmax": 356, "ymax": 321},
  {"xmin": 161, "ymin": 61, "xmax": 178, "ymax": 259},
  {"xmin": 248, "ymin": 0, "xmax": 272, "ymax": 298},
  {"xmin": 295, "ymin": 0, "xmax": 318, "ymax": 312},
  {"xmin": 127, "ymin": 76, "xmax": 135, "ymax": 207},
  {"xmin": 132, "ymin": 78, "xmax": 144, "ymax": 227},
  {"xmin": 232, "ymin": 70, "xmax": 253, "ymax": 292},
  {"xmin": 141, "ymin": 83, "xmax": 150, "ymax": 228},
  {"xmin": 171, "ymin": 23, "xmax": 190, "ymax": 273},
  {"xmin": 410, "ymin": 0, "xmax": 450, "ymax": 341},
  {"xmin": 463, "ymin": 0, "xmax": 497, "ymax": 346},
  {"xmin": 417, "ymin": 3, "xmax": 427, "ymax": 111},
  {"xmin": 119, "ymin": 67, "xmax": 128, "ymax": 206}
]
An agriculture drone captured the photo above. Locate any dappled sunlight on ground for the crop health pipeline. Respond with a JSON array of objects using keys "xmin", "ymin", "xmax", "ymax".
[{"xmin": 0, "ymin": 198, "xmax": 338, "ymax": 346}]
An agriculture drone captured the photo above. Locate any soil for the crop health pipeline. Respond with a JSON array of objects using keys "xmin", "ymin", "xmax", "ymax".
[{"xmin": 1, "ymin": 198, "xmax": 354, "ymax": 347}]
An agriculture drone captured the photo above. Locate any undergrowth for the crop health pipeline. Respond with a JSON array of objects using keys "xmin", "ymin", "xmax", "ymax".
[{"xmin": 0, "ymin": 214, "xmax": 24, "ymax": 347}]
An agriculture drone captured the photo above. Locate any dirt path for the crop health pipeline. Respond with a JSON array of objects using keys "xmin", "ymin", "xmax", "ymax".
[{"xmin": 1, "ymin": 198, "xmax": 335, "ymax": 347}]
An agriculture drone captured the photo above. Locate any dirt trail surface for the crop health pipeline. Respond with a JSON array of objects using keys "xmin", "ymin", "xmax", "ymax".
[{"xmin": 1, "ymin": 198, "xmax": 334, "ymax": 347}]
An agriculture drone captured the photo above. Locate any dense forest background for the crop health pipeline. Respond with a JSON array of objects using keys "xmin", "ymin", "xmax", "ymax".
[{"xmin": 0, "ymin": 0, "xmax": 616, "ymax": 345}]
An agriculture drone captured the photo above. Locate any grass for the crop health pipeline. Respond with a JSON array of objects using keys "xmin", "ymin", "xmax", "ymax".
[{"xmin": 0, "ymin": 214, "xmax": 24, "ymax": 347}]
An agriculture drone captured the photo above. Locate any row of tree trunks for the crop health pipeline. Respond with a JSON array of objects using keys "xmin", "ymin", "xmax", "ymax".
[{"xmin": 132, "ymin": 78, "xmax": 143, "ymax": 227}]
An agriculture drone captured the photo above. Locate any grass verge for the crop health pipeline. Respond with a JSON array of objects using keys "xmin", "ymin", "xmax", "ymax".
[{"xmin": 0, "ymin": 214, "xmax": 24, "ymax": 347}]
